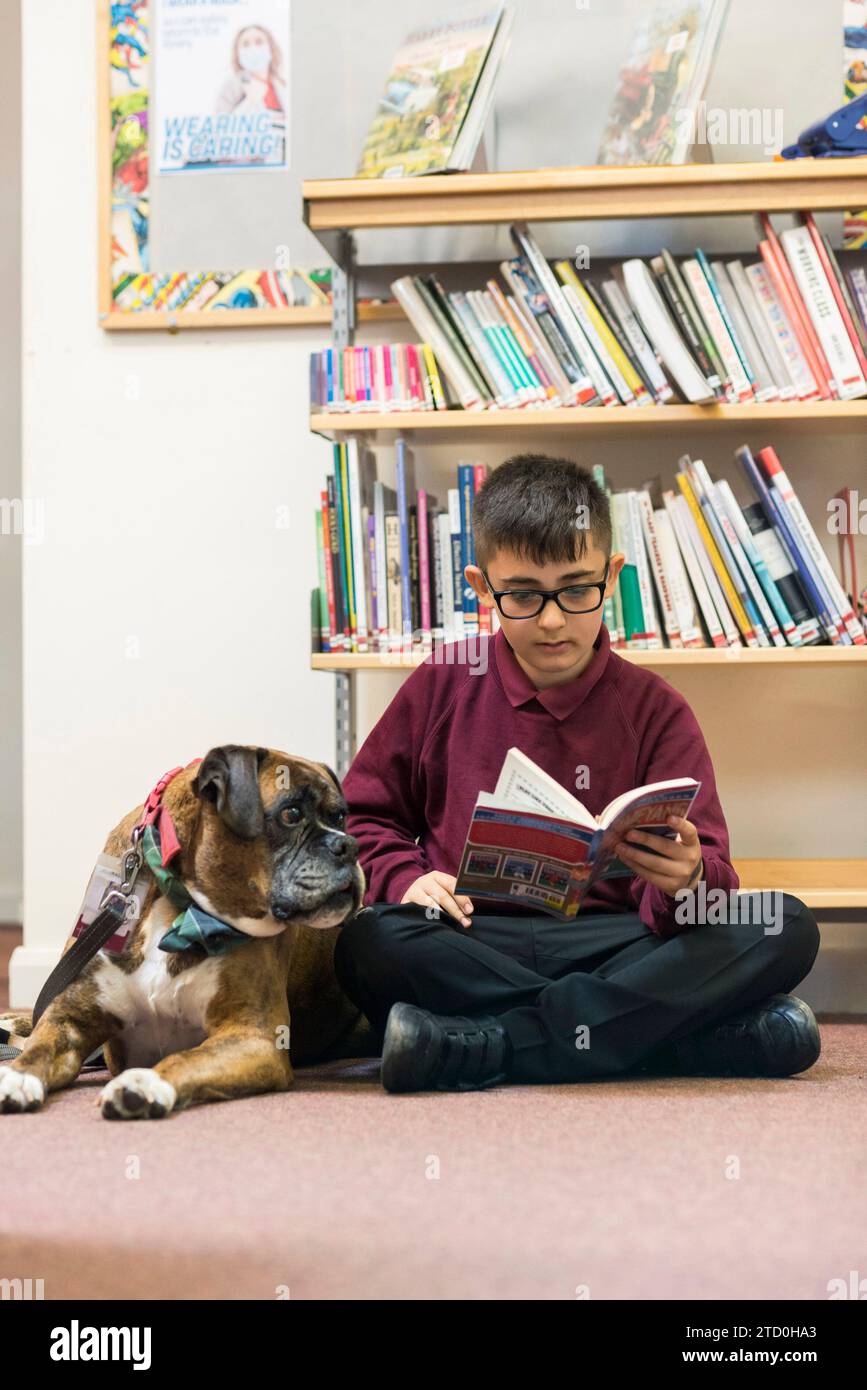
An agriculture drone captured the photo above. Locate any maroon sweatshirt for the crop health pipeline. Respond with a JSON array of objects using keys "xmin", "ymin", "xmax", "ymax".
[{"xmin": 343, "ymin": 624, "xmax": 739, "ymax": 938}]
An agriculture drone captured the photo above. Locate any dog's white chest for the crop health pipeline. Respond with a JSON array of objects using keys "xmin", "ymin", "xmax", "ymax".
[{"xmin": 95, "ymin": 897, "xmax": 223, "ymax": 1067}]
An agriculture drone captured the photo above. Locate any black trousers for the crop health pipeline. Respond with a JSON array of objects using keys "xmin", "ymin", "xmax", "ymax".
[{"xmin": 333, "ymin": 895, "xmax": 821, "ymax": 1083}]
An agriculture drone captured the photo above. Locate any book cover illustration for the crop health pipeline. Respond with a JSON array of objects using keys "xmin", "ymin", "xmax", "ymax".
[
  {"xmin": 356, "ymin": 8, "xmax": 504, "ymax": 178},
  {"xmin": 597, "ymin": 0, "xmax": 729, "ymax": 166},
  {"xmin": 455, "ymin": 750, "xmax": 701, "ymax": 920}
]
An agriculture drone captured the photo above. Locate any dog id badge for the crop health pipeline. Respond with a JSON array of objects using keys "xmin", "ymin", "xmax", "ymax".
[{"xmin": 71, "ymin": 854, "xmax": 153, "ymax": 957}]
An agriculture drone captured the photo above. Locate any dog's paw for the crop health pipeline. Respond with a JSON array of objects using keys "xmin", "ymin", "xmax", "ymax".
[
  {"xmin": 0, "ymin": 1066, "xmax": 45, "ymax": 1113},
  {"xmin": 100, "ymin": 1068, "xmax": 177, "ymax": 1121}
]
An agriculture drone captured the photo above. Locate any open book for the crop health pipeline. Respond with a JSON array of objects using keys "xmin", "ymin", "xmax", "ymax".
[{"xmin": 454, "ymin": 748, "xmax": 700, "ymax": 920}]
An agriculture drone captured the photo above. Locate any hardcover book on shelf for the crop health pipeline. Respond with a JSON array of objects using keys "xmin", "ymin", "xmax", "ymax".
[
  {"xmin": 356, "ymin": 6, "xmax": 513, "ymax": 179},
  {"xmin": 597, "ymin": 0, "xmax": 731, "ymax": 166},
  {"xmin": 621, "ymin": 258, "xmax": 715, "ymax": 403},
  {"xmin": 454, "ymin": 747, "xmax": 701, "ymax": 920}
]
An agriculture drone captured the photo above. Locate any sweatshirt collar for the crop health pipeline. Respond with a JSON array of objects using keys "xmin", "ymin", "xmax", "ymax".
[{"xmin": 494, "ymin": 624, "xmax": 612, "ymax": 721}]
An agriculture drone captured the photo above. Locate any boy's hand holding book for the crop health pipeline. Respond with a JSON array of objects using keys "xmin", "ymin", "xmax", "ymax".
[
  {"xmin": 453, "ymin": 748, "xmax": 703, "ymax": 920},
  {"xmin": 401, "ymin": 871, "xmax": 474, "ymax": 929},
  {"xmin": 615, "ymin": 815, "xmax": 704, "ymax": 897}
]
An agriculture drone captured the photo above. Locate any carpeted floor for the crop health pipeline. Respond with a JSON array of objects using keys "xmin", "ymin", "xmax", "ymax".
[{"xmin": 2, "ymin": 925, "xmax": 865, "ymax": 1300}]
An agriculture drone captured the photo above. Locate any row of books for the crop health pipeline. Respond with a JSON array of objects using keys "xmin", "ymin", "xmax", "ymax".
[
  {"xmin": 603, "ymin": 448, "xmax": 865, "ymax": 650},
  {"xmin": 309, "ymin": 216, "xmax": 867, "ymax": 413},
  {"xmin": 312, "ymin": 442, "xmax": 866, "ymax": 655},
  {"xmin": 309, "ymin": 342, "xmax": 447, "ymax": 414},
  {"xmin": 314, "ymin": 441, "xmax": 495, "ymax": 654}
]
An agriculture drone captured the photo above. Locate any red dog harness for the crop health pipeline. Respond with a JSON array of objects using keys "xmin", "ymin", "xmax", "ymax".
[{"xmin": 132, "ymin": 759, "xmax": 202, "ymax": 867}]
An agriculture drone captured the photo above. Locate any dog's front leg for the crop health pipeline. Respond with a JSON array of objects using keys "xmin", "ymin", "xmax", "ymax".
[
  {"xmin": 0, "ymin": 987, "xmax": 120, "ymax": 1114},
  {"xmin": 99, "ymin": 1028, "xmax": 293, "ymax": 1120}
]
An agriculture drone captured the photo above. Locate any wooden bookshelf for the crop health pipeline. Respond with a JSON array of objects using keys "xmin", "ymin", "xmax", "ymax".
[
  {"xmin": 732, "ymin": 861, "xmax": 867, "ymax": 910},
  {"xmin": 307, "ymin": 159, "xmax": 867, "ymax": 926},
  {"xmin": 304, "ymin": 159, "xmax": 867, "ymax": 238},
  {"xmin": 310, "ymin": 400, "xmax": 867, "ymax": 439},
  {"xmin": 311, "ymin": 647, "xmax": 867, "ymax": 671}
]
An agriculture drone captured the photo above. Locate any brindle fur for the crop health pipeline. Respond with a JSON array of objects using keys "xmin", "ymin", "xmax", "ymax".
[{"xmin": 0, "ymin": 748, "xmax": 370, "ymax": 1115}]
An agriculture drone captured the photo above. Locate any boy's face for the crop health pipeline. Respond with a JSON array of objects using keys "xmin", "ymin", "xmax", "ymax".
[{"xmin": 466, "ymin": 540, "xmax": 624, "ymax": 688}]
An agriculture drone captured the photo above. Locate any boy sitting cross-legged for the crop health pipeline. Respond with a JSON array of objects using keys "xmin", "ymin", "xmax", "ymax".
[{"xmin": 337, "ymin": 454, "xmax": 820, "ymax": 1092}]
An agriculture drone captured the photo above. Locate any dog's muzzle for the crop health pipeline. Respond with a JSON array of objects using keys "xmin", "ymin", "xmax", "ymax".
[{"xmin": 270, "ymin": 830, "xmax": 361, "ymax": 923}]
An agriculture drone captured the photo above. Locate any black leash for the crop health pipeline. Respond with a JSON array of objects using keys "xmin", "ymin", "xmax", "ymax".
[
  {"xmin": 31, "ymin": 894, "xmax": 129, "ymax": 1028},
  {"xmin": 16, "ymin": 840, "xmax": 147, "ymax": 1073}
]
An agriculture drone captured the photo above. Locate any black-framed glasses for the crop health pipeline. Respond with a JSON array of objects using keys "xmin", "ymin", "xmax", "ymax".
[{"xmin": 482, "ymin": 563, "xmax": 610, "ymax": 619}]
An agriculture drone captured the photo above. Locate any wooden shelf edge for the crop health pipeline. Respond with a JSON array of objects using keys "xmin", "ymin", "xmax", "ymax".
[
  {"xmin": 733, "ymin": 860, "xmax": 867, "ymax": 909},
  {"xmin": 309, "ymin": 401, "xmax": 867, "ymax": 436},
  {"xmin": 304, "ymin": 158, "xmax": 867, "ymax": 231},
  {"xmin": 310, "ymin": 647, "xmax": 867, "ymax": 670}
]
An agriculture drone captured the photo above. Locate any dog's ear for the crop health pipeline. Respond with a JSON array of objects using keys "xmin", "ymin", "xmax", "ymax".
[
  {"xmin": 192, "ymin": 745, "xmax": 268, "ymax": 840},
  {"xmin": 320, "ymin": 763, "xmax": 343, "ymax": 796}
]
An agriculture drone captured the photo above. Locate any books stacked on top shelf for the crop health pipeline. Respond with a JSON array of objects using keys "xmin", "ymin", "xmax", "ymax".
[
  {"xmin": 356, "ymin": 6, "xmax": 514, "ymax": 179},
  {"xmin": 314, "ymin": 440, "xmax": 499, "ymax": 655},
  {"xmin": 598, "ymin": 448, "xmax": 866, "ymax": 651},
  {"xmin": 309, "ymin": 216, "xmax": 867, "ymax": 413}
]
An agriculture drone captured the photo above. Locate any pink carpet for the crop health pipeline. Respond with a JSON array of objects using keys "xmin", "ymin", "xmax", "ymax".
[{"xmin": 2, "ymin": 1019, "xmax": 865, "ymax": 1300}]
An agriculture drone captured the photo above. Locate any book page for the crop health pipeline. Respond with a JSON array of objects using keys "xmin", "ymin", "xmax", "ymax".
[{"xmin": 493, "ymin": 747, "xmax": 596, "ymax": 827}]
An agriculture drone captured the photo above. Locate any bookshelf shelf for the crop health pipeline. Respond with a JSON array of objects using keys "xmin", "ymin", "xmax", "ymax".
[
  {"xmin": 311, "ymin": 647, "xmax": 867, "ymax": 671},
  {"xmin": 732, "ymin": 861, "xmax": 867, "ymax": 910},
  {"xmin": 304, "ymin": 159, "xmax": 867, "ymax": 244},
  {"xmin": 308, "ymin": 157, "xmax": 867, "ymax": 917},
  {"xmin": 310, "ymin": 400, "xmax": 867, "ymax": 439}
]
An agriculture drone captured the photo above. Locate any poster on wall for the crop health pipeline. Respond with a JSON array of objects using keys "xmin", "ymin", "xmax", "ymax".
[{"xmin": 154, "ymin": 0, "xmax": 291, "ymax": 174}]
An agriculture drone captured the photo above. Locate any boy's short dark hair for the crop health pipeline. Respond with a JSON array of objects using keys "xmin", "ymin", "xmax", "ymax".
[{"xmin": 472, "ymin": 454, "xmax": 612, "ymax": 571}]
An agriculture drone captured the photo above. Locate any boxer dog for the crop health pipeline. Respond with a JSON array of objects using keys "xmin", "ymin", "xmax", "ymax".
[{"xmin": 0, "ymin": 745, "xmax": 368, "ymax": 1120}]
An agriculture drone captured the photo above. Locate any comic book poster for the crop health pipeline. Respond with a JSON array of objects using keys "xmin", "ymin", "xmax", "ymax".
[{"xmin": 154, "ymin": 0, "xmax": 290, "ymax": 173}]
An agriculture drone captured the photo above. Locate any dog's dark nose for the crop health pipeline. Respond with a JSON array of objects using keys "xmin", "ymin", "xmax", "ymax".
[{"xmin": 323, "ymin": 831, "xmax": 357, "ymax": 862}]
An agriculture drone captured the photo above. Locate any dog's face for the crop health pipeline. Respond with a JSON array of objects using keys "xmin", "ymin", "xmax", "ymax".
[{"xmin": 186, "ymin": 745, "xmax": 364, "ymax": 932}]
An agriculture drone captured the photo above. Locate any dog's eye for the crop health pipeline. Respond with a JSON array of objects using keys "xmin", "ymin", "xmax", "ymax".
[
  {"xmin": 332, "ymin": 808, "xmax": 346, "ymax": 826},
  {"xmin": 279, "ymin": 807, "xmax": 302, "ymax": 828}
]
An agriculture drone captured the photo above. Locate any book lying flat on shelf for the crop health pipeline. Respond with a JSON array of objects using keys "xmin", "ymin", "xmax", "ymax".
[{"xmin": 454, "ymin": 748, "xmax": 701, "ymax": 920}]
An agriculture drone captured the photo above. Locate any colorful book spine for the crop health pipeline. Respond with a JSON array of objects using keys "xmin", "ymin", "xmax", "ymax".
[
  {"xmin": 676, "ymin": 468, "xmax": 757, "ymax": 645},
  {"xmin": 417, "ymin": 488, "xmax": 432, "ymax": 645},
  {"xmin": 458, "ymin": 464, "xmax": 478, "ymax": 634},
  {"xmin": 736, "ymin": 445, "xmax": 840, "ymax": 644},
  {"xmin": 395, "ymin": 439, "xmax": 415, "ymax": 645},
  {"xmin": 757, "ymin": 446, "xmax": 864, "ymax": 645}
]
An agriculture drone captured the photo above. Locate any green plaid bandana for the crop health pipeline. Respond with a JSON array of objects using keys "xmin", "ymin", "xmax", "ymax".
[{"xmin": 140, "ymin": 824, "xmax": 251, "ymax": 957}]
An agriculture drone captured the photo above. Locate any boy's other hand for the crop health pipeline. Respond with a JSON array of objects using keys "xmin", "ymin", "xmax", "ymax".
[
  {"xmin": 401, "ymin": 872, "xmax": 474, "ymax": 928},
  {"xmin": 615, "ymin": 815, "xmax": 704, "ymax": 897}
]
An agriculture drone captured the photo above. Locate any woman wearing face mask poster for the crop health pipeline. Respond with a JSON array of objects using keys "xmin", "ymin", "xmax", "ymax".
[{"xmin": 215, "ymin": 24, "xmax": 287, "ymax": 168}]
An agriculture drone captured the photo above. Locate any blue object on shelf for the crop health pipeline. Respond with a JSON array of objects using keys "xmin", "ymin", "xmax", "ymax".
[{"xmin": 781, "ymin": 92, "xmax": 867, "ymax": 158}]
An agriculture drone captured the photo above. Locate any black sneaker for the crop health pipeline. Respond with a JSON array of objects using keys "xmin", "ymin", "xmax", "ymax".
[
  {"xmin": 380, "ymin": 1002, "xmax": 512, "ymax": 1094},
  {"xmin": 667, "ymin": 993, "xmax": 820, "ymax": 1078}
]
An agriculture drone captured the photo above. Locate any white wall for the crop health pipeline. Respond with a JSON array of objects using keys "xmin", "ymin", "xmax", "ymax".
[
  {"xmin": 14, "ymin": 0, "xmax": 335, "ymax": 1001},
  {"xmin": 0, "ymin": 0, "xmax": 22, "ymax": 923}
]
